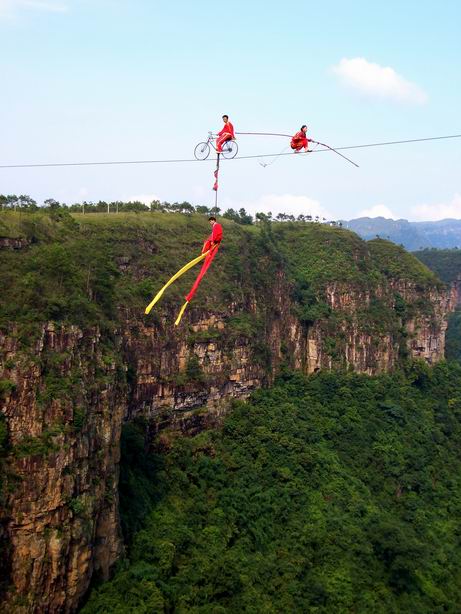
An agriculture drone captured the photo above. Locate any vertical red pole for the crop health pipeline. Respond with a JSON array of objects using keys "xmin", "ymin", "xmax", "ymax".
[{"xmin": 213, "ymin": 152, "xmax": 220, "ymax": 211}]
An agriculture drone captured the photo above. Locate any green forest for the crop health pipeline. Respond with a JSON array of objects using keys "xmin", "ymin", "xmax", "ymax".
[
  {"xmin": 83, "ymin": 362, "xmax": 461, "ymax": 614},
  {"xmin": 413, "ymin": 249, "xmax": 461, "ymax": 283}
]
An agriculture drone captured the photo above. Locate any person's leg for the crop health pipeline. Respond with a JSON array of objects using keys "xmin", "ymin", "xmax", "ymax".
[{"xmin": 216, "ymin": 134, "xmax": 230, "ymax": 153}]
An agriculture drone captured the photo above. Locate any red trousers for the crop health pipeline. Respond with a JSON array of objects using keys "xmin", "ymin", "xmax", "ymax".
[
  {"xmin": 216, "ymin": 134, "xmax": 232, "ymax": 153},
  {"xmin": 186, "ymin": 245, "xmax": 219, "ymax": 302},
  {"xmin": 291, "ymin": 137, "xmax": 308, "ymax": 151}
]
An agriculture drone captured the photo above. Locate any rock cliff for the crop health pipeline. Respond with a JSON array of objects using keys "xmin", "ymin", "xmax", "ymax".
[{"xmin": 0, "ymin": 325, "xmax": 125, "ymax": 612}]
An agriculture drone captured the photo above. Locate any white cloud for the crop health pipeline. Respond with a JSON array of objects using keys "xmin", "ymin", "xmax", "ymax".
[
  {"xmin": 126, "ymin": 193, "xmax": 160, "ymax": 205},
  {"xmin": 332, "ymin": 57, "xmax": 427, "ymax": 104},
  {"xmin": 358, "ymin": 204, "xmax": 398, "ymax": 219},
  {"xmin": 0, "ymin": 0, "xmax": 67, "ymax": 17},
  {"xmin": 229, "ymin": 194, "xmax": 332, "ymax": 220},
  {"xmin": 410, "ymin": 194, "xmax": 461, "ymax": 221}
]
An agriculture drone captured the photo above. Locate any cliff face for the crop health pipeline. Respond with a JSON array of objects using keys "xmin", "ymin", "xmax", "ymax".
[
  {"xmin": 0, "ymin": 237, "xmax": 30, "ymax": 250},
  {"xmin": 0, "ymin": 214, "xmax": 455, "ymax": 612},
  {"xmin": 303, "ymin": 279, "xmax": 454, "ymax": 373},
  {"xmin": 0, "ymin": 325, "xmax": 125, "ymax": 613},
  {"xmin": 123, "ymin": 275, "xmax": 454, "ymax": 430}
]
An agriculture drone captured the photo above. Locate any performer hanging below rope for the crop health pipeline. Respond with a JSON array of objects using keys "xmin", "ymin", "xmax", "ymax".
[
  {"xmin": 216, "ymin": 114, "xmax": 235, "ymax": 153},
  {"xmin": 174, "ymin": 216, "xmax": 223, "ymax": 325},
  {"xmin": 202, "ymin": 215, "xmax": 223, "ymax": 253},
  {"xmin": 144, "ymin": 216, "xmax": 223, "ymax": 325},
  {"xmin": 291, "ymin": 125, "xmax": 312, "ymax": 152}
]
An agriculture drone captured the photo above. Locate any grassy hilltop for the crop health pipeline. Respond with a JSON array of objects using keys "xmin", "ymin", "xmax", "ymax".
[{"xmin": 0, "ymin": 210, "xmax": 440, "ymax": 342}]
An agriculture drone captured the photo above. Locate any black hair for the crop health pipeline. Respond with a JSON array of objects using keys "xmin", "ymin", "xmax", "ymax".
[
  {"xmin": 208, "ymin": 216, "xmax": 216, "ymax": 222},
  {"xmin": 301, "ymin": 124, "xmax": 307, "ymax": 130},
  {"xmin": 222, "ymin": 115, "xmax": 229, "ymax": 120}
]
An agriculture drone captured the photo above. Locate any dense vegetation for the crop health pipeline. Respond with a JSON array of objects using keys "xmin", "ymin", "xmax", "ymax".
[
  {"xmin": 0, "ymin": 211, "xmax": 225, "ymax": 337},
  {"xmin": 0, "ymin": 210, "xmax": 440, "ymax": 344},
  {"xmin": 83, "ymin": 363, "xmax": 461, "ymax": 613},
  {"xmin": 413, "ymin": 248, "xmax": 461, "ymax": 284},
  {"xmin": 445, "ymin": 310, "xmax": 461, "ymax": 362}
]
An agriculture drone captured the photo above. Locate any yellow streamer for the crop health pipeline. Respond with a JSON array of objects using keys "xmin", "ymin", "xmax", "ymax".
[
  {"xmin": 144, "ymin": 251, "xmax": 209, "ymax": 315},
  {"xmin": 174, "ymin": 300, "xmax": 189, "ymax": 326}
]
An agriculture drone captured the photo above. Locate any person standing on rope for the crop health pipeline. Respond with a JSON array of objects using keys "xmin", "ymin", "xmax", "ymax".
[
  {"xmin": 202, "ymin": 216, "xmax": 223, "ymax": 253},
  {"xmin": 291, "ymin": 125, "xmax": 311, "ymax": 152},
  {"xmin": 216, "ymin": 115, "xmax": 235, "ymax": 153}
]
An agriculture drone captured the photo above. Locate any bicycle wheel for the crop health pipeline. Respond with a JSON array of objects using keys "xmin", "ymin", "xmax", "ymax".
[
  {"xmin": 194, "ymin": 142, "xmax": 210, "ymax": 160},
  {"xmin": 221, "ymin": 140, "xmax": 238, "ymax": 159}
]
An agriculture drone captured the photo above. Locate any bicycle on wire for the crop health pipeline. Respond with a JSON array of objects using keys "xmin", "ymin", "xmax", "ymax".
[{"xmin": 194, "ymin": 132, "xmax": 238, "ymax": 160}]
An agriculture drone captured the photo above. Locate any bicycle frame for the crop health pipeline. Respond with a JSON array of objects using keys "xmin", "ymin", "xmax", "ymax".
[
  {"xmin": 194, "ymin": 132, "xmax": 237, "ymax": 160},
  {"xmin": 207, "ymin": 132, "xmax": 222, "ymax": 152}
]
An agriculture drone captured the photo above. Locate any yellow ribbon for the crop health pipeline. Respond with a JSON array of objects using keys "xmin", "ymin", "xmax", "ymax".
[
  {"xmin": 144, "ymin": 251, "xmax": 209, "ymax": 315},
  {"xmin": 174, "ymin": 300, "xmax": 189, "ymax": 326}
]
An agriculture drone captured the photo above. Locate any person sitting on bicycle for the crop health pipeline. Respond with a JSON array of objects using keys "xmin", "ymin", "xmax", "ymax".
[
  {"xmin": 216, "ymin": 115, "xmax": 235, "ymax": 153},
  {"xmin": 291, "ymin": 125, "xmax": 311, "ymax": 152}
]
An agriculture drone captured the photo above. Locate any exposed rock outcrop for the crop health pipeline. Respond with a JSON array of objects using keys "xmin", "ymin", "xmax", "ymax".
[
  {"xmin": 1, "ymin": 325, "xmax": 125, "ymax": 613},
  {"xmin": 0, "ymin": 237, "xmax": 30, "ymax": 250}
]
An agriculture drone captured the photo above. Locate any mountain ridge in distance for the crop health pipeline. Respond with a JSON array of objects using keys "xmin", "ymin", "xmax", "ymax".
[{"xmin": 343, "ymin": 216, "xmax": 461, "ymax": 250}]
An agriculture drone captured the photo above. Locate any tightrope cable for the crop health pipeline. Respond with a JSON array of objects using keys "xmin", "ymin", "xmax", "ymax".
[{"xmin": 0, "ymin": 134, "xmax": 459, "ymax": 169}]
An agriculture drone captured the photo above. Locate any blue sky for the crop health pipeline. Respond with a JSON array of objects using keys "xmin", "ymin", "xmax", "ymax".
[{"xmin": 1, "ymin": 0, "xmax": 460, "ymax": 220}]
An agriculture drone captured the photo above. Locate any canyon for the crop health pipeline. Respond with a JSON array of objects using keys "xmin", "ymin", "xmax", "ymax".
[{"xmin": 0, "ymin": 213, "xmax": 456, "ymax": 612}]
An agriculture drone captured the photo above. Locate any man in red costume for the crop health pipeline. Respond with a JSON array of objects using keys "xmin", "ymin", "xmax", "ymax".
[
  {"xmin": 202, "ymin": 215, "xmax": 223, "ymax": 253},
  {"xmin": 216, "ymin": 114, "xmax": 235, "ymax": 153},
  {"xmin": 291, "ymin": 125, "xmax": 311, "ymax": 152},
  {"xmin": 184, "ymin": 216, "xmax": 223, "ymax": 304}
]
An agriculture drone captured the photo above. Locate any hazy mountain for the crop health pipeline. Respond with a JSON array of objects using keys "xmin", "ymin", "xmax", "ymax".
[{"xmin": 343, "ymin": 217, "xmax": 461, "ymax": 250}]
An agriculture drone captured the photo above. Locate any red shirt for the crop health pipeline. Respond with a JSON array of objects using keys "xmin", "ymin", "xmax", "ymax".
[
  {"xmin": 211, "ymin": 222, "xmax": 223, "ymax": 243},
  {"xmin": 202, "ymin": 222, "xmax": 223, "ymax": 253},
  {"xmin": 218, "ymin": 121, "xmax": 235, "ymax": 139}
]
